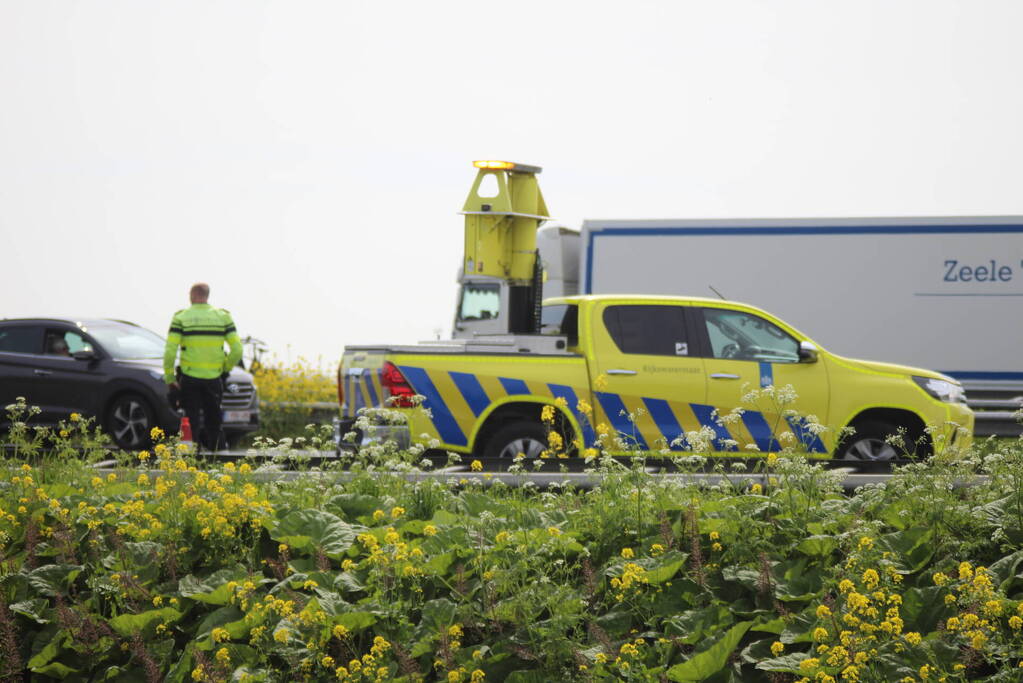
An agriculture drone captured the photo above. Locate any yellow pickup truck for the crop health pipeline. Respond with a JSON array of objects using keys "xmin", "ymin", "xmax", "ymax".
[{"xmin": 338, "ymin": 294, "xmax": 973, "ymax": 461}]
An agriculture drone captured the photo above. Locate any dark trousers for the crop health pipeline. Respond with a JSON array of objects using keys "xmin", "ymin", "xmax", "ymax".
[{"xmin": 180, "ymin": 375, "xmax": 224, "ymax": 451}]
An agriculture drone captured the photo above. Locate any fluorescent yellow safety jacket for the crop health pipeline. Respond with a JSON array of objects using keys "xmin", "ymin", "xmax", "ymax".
[{"xmin": 163, "ymin": 303, "xmax": 243, "ymax": 383}]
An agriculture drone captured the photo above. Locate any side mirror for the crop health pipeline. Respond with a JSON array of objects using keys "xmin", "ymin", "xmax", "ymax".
[
  {"xmin": 798, "ymin": 341, "xmax": 819, "ymax": 363},
  {"xmin": 73, "ymin": 348, "xmax": 97, "ymax": 361}
]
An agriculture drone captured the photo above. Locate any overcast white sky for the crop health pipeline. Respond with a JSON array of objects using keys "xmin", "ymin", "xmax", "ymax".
[{"xmin": 2, "ymin": 1, "xmax": 1021, "ymax": 368}]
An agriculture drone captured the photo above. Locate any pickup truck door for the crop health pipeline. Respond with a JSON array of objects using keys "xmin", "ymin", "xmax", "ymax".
[
  {"xmin": 693, "ymin": 306, "xmax": 831, "ymax": 454},
  {"xmin": 588, "ymin": 302, "xmax": 707, "ymax": 452}
]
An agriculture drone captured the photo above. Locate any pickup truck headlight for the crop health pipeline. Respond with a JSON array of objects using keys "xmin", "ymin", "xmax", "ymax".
[{"xmin": 913, "ymin": 376, "xmax": 966, "ymax": 403}]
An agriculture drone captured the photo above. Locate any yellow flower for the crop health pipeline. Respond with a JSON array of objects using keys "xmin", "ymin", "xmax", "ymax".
[
  {"xmin": 799, "ymin": 657, "xmax": 820, "ymax": 673},
  {"xmin": 813, "ymin": 627, "xmax": 829, "ymax": 642},
  {"xmin": 541, "ymin": 405, "xmax": 555, "ymax": 423},
  {"xmin": 215, "ymin": 647, "xmax": 230, "ymax": 665},
  {"xmin": 321, "ymin": 655, "xmax": 335, "ymax": 668},
  {"xmin": 333, "ymin": 624, "xmax": 350, "ymax": 639},
  {"xmin": 424, "ymin": 524, "xmax": 438, "ymax": 536},
  {"xmin": 816, "ymin": 605, "xmax": 833, "ymax": 619},
  {"xmin": 857, "ymin": 536, "xmax": 874, "ymax": 550},
  {"xmin": 448, "ymin": 624, "xmax": 463, "ymax": 638},
  {"xmin": 1009, "ymin": 615, "xmax": 1022, "ymax": 630},
  {"xmin": 958, "ymin": 561, "xmax": 973, "ymax": 580},
  {"xmin": 621, "ymin": 547, "xmax": 634, "ymax": 559},
  {"xmin": 547, "ymin": 526, "xmax": 562, "ymax": 537},
  {"xmin": 470, "ymin": 460, "xmax": 483, "ymax": 472},
  {"xmin": 770, "ymin": 641, "xmax": 784, "ymax": 656},
  {"xmin": 650, "ymin": 543, "xmax": 665, "ymax": 556},
  {"xmin": 594, "ymin": 374, "xmax": 608, "ymax": 390},
  {"xmin": 711, "ymin": 542, "xmax": 723, "ymax": 552},
  {"xmin": 211, "ymin": 627, "xmax": 230, "ymax": 643},
  {"xmin": 152, "ymin": 596, "xmax": 164, "ymax": 607},
  {"xmin": 750, "ymin": 483, "xmax": 763, "ymax": 495},
  {"xmin": 372, "ymin": 509, "xmax": 385, "ymax": 522},
  {"xmin": 932, "ymin": 572, "xmax": 948, "ymax": 586},
  {"xmin": 391, "ymin": 506, "xmax": 405, "ymax": 519},
  {"xmin": 150, "ymin": 426, "xmax": 164, "ymax": 440},
  {"xmin": 70, "ymin": 412, "xmax": 81, "ymax": 422},
  {"xmin": 470, "ymin": 670, "xmax": 485, "ymax": 683}
]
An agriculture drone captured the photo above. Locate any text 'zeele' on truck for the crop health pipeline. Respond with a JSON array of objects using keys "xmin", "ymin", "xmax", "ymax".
[{"xmin": 333, "ymin": 160, "xmax": 1014, "ymax": 461}]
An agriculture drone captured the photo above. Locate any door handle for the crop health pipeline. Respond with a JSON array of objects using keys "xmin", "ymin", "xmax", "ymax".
[
  {"xmin": 710, "ymin": 373, "xmax": 740, "ymax": 380},
  {"xmin": 605, "ymin": 369, "xmax": 637, "ymax": 376},
  {"xmin": 33, "ymin": 369, "xmax": 52, "ymax": 376}
]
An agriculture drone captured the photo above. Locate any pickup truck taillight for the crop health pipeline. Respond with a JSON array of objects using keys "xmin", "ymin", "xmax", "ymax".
[
  {"xmin": 337, "ymin": 366, "xmax": 344, "ymax": 406},
  {"xmin": 381, "ymin": 361, "xmax": 416, "ymax": 408}
]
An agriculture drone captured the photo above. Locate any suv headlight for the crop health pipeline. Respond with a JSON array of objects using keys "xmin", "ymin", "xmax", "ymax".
[{"xmin": 913, "ymin": 376, "xmax": 966, "ymax": 403}]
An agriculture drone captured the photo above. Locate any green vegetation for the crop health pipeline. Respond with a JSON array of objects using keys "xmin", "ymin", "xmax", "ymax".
[{"xmin": 1, "ymin": 398, "xmax": 1023, "ymax": 682}]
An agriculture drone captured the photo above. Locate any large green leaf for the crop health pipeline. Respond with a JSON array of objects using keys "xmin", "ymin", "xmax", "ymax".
[
  {"xmin": 645, "ymin": 552, "xmax": 687, "ymax": 584},
  {"xmin": 879, "ymin": 527, "xmax": 934, "ymax": 572},
  {"xmin": 273, "ymin": 509, "xmax": 362, "ymax": 558},
  {"xmin": 27, "ymin": 632, "xmax": 67, "ymax": 669},
  {"xmin": 25, "ymin": 564, "xmax": 83, "ymax": 597},
  {"xmin": 178, "ymin": 565, "xmax": 250, "ymax": 605},
  {"xmin": 667, "ymin": 621, "xmax": 752, "ymax": 681},
  {"xmin": 795, "ymin": 535, "xmax": 838, "ymax": 557},
  {"xmin": 664, "ymin": 606, "xmax": 734, "ymax": 645},
  {"xmin": 333, "ymin": 611, "xmax": 377, "ymax": 632},
  {"xmin": 108, "ymin": 607, "xmax": 183, "ymax": 637},
  {"xmin": 325, "ymin": 493, "xmax": 383, "ymax": 520},
  {"xmin": 9, "ymin": 598, "xmax": 51, "ymax": 623}
]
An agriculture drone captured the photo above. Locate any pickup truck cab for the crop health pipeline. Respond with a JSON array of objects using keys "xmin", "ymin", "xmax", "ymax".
[{"xmin": 338, "ymin": 295, "xmax": 973, "ymax": 460}]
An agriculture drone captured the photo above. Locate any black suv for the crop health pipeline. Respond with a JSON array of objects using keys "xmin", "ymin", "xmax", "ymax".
[{"xmin": 0, "ymin": 318, "xmax": 259, "ymax": 450}]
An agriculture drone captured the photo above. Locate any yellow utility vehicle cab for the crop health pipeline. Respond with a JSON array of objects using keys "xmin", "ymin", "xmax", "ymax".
[
  {"xmin": 336, "ymin": 161, "xmax": 973, "ymax": 460},
  {"xmin": 340, "ymin": 294, "xmax": 972, "ymax": 460}
]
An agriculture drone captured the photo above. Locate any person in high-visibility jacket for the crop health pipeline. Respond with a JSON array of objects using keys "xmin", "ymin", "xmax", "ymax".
[{"xmin": 163, "ymin": 282, "xmax": 243, "ymax": 451}]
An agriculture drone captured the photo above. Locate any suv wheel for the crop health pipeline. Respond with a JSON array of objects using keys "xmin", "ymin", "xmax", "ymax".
[{"xmin": 105, "ymin": 393, "xmax": 154, "ymax": 451}]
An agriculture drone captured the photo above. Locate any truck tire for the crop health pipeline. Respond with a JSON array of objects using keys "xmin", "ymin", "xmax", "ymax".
[
  {"xmin": 484, "ymin": 421, "xmax": 549, "ymax": 459},
  {"xmin": 834, "ymin": 421, "xmax": 901, "ymax": 461}
]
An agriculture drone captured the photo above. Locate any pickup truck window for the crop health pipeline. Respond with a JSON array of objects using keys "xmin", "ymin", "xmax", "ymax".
[
  {"xmin": 458, "ymin": 282, "xmax": 500, "ymax": 321},
  {"xmin": 700, "ymin": 308, "xmax": 800, "ymax": 363},
  {"xmin": 540, "ymin": 304, "xmax": 578, "ymax": 346},
  {"xmin": 603, "ymin": 305, "xmax": 689, "ymax": 356}
]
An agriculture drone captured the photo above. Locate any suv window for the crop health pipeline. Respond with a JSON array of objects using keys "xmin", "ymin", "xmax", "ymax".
[
  {"xmin": 458, "ymin": 282, "xmax": 500, "ymax": 321},
  {"xmin": 44, "ymin": 329, "xmax": 89, "ymax": 357},
  {"xmin": 0, "ymin": 326, "xmax": 42, "ymax": 354},
  {"xmin": 603, "ymin": 305, "xmax": 689, "ymax": 356},
  {"xmin": 700, "ymin": 308, "xmax": 800, "ymax": 362}
]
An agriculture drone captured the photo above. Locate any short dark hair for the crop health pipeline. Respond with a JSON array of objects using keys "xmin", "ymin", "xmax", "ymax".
[{"xmin": 190, "ymin": 283, "xmax": 210, "ymax": 300}]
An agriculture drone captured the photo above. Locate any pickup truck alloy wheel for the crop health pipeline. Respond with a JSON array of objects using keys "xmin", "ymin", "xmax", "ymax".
[
  {"xmin": 105, "ymin": 393, "xmax": 154, "ymax": 451},
  {"xmin": 485, "ymin": 421, "xmax": 549, "ymax": 459},
  {"xmin": 836, "ymin": 421, "xmax": 901, "ymax": 461}
]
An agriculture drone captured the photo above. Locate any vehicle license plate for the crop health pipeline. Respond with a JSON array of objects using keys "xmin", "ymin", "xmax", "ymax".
[{"xmin": 223, "ymin": 410, "xmax": 250, "ymax": 423}]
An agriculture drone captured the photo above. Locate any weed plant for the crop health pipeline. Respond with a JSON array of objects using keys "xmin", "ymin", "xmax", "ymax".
[{"xmin": 1, "ymin": 397, "xmax": 1022, "ymax": 681}]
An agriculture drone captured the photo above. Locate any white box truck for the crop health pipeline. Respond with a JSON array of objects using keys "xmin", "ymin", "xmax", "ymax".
[{"xmin": 454, "ymin": 216, "xmax": 1023, "ymax": 436}]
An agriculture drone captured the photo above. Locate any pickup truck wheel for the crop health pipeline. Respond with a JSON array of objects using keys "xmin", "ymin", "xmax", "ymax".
[
  {"xmin": 485, "ymin": 421, "xmax": 549, "ymax": 459},
  {"xmin": 835, "ymin": 421, "xmax": 901, "ymax": 461}
]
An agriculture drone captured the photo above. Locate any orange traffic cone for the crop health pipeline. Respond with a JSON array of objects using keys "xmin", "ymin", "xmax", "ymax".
[{"xmin": 180, "ymin": 416, "xmax": 193, "ymax": 444}]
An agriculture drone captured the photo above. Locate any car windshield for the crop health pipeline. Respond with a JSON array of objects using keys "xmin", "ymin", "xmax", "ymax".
[{"xmin": 87, "ymin": 323, "xmax": 165, "ymax": 360}]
